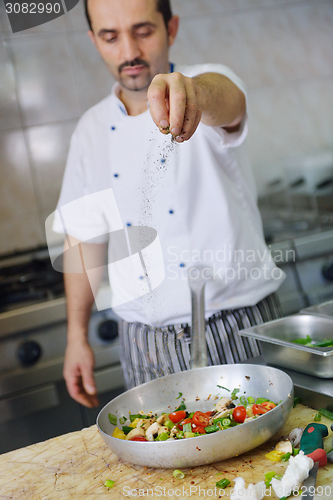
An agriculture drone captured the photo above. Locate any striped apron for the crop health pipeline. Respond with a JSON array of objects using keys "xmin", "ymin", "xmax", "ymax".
[{"xmin": 119, "ymin": 294, "xmax": 282, "ymax": 389}]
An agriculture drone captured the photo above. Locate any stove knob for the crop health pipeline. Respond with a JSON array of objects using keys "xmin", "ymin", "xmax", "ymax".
[
  {"xmin": 17, "ymin": 341, "xmax": 42, "ymax": 366},
  {"xmin": 97, "ymin": 319, "xmax": 118, "ymax": 342},
  {"xmin": 322, "ymin": 260, "xmax": 333, "ymax": 281}
]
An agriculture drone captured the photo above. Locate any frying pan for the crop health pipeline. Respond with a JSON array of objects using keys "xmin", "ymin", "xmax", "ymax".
[{"xmin": 96, "ymin": 363, "xmax": 294, "ymax": 468}]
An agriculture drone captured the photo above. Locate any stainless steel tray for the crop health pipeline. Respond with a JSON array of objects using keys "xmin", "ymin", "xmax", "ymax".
[
  {"xmin": 239, "ymin": 314, "xmax": 333, "ymax": 378},
  {"xmin": 301, "ymin": 300, "xmax": 333, "ymax": 319}
]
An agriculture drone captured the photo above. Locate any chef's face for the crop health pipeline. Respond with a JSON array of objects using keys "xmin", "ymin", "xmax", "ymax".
[{"xmin": 87, "ymin": 0, "xmax": 178, "ymax": 93}]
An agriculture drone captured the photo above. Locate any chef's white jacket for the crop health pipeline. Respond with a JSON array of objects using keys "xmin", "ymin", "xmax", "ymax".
[{"xmin": 53, "ymin": 63, "xmax": 285, "ymax": 327}]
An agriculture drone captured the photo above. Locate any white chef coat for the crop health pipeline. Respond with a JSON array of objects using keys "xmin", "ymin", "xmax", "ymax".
[{"xmin": 53, "ymin": 62, "xmax": 285, "ymax": 327}]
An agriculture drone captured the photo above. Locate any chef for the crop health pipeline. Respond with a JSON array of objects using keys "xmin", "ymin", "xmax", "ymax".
[{"xmin": 53, "ymin": 0, "xmax": 285, "ymax": 407}]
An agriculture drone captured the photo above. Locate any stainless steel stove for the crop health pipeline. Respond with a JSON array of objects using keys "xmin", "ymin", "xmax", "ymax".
[
  {"xmin": 0, "ymin": 246, "xmax": 125, "ymax": 454},
  {"xmin": 259, "ymin": 196, "xmax": 333, "ymax": 316}
]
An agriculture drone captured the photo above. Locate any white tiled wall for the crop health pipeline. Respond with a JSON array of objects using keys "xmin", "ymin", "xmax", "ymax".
[{"xmin": 0, "ymin": 0, "xmax": 332, "ymax": 255}]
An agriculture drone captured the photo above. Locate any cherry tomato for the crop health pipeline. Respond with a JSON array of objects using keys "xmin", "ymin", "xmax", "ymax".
[
  {"xmin": 260, "ymin": 401, "xmax": 276, "ymax": 411},
  {"xmin": 129, "ymin": 436, "xmax": 148, "ymax": 442},
  {"xmin": 232, "ymin": 405, "xmax": 247, "ymax": 423},
  {"xmin": 252, "ymin": 404, "xmax": 268, "ymax": 415},
  {"xmin": 204, "ymin": 411, "xmax": 212, "ymax": 417},
  {"xmin": 192, "ymin": 424, "xmax": 206, "ymax": 434},
  {"xmin": 168, "ymin": 410, "xmax": 187, "ymax": 423},
  {"xmin": 192, "ymin": 411, "xmax": 210, "ymax": 428},
  {"xmin": 178, "ymin": 417, "xmax": 192, "ymax": 430}
]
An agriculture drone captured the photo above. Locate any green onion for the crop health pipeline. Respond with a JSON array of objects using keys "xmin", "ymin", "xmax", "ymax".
[
  {"xmin": 274, "ymin": 474, "xmax": 283, "ymax": 480},
  {"xmin": 247, "ymin": 396, "xmax": 255, "ymax": 404},
  {"xmin": 188, "ymin": 412, "xmax": 195, "ymax": 419},
  {"xmin": 217, "ymin": 385, "xmax": 230, "ymax": 391},
  {"xmin": 182, "ymin": 423, "xmax": 192, "ymax": 433},
  {"xmin": 239, "ymin": 396, "xmax": 248, "ymax": 407},
  {"xmin": 184, "ymin": 431, "xmax": 196, "ymax": 438},
  {"xmin": 155, "ymin": 432, "xmax": 169, "ymax": 441},
  {"xmin": 119, "ymin": 416, "xmax": 127, "ymax": 425},
  {"xmin": 104, "ymin": 480, "xmax": 115, "ymax": 488},
  {"xmin": 205, "ymin": 424, "xmax": 220, "ymax": 433},
  {"xmin": 319, "ymin": 408, "xmax": 333, "ymax": 420},
  {"xmin": 129, "ymin": 414, "xmax": 150, "ymax": 422},
  {"xmin": 176, "ymin": 392, "xmax": 183, "ymax": 399},
  {"xmin": 216, "ymin": 478, "xmax": 230, "ymax": 489},
  {"xmin": 173, "ymin": 470, "xmax": 185, "ymax": 479},
  {"xmin": 164, "ymin": 420, "xmax": 175, "ymax": 429},
  {"xmin": 231, "ymin": 388, "xmax": 240, "ymax": 400},
  {"xmin": 314, "ymin": 412, "xmax": 321, "ymax": 421},
  {"xmin": 293, "ymin": 448, "xmax": 300, "ymax": 456},
  {"xmin": 313, "ymin": 339, "xmax": 333, "ymax": 347},
  {"xmin": 293, "ymin": 397, "xmax": 301, "ymax": 407},
  {"xmin": 108, "ymin": 413, "xmax": 117, "ymax": 425},
  {"xmin": 264, "ymin": 471, "xmax": 276, "ymax": 481},
  {"xmin": 291, "ymin": 335, "xmax": 312, "ymax": 345},
  {"xmin": 176, "ymin": 431, "xmax": 184, "ymax": 439},
  {"xmin": 222, "ymin": 418, "xmax": 231, "ymax": 427},
  {"xmin": 122, "ymin": 426, "xmax": 132, "ymax": 435},
  {"xmin": 256, "ymin": 397, "xmax": 269, "ymax": 404},
  {"xmin": 175, "ymin": 401, "xmax": 186, "ymax": 412},
  {"xmin": 280, "ymin": 452, "xmax": 291, "ymax": 462}
]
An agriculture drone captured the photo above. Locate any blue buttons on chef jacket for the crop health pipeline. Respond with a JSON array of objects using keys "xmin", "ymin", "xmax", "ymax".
[
  {"xmin": 169, "ymin": 210, "xmax": 174, "ymax": 214},
  {"xmin": 161, "ymin": 158, "xmax": 166, "ymax": 164},
  {"xmin": 111, "ymin": 126, "xmax": 116, "ymax": 130},
  {"xmin": 126, "ymin": 223, "xmax": 132, "ymax": 226},
  {"xmin": 114, "ymin": 173, "xmax": 119, "ymax": 178},
  {"xmin": 179, "ymin": 263, "xmax": 185, "ymax": 268}
]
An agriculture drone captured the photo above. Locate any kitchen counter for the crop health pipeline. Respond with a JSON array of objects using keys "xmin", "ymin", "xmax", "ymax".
[{"xmin": 0, "ymin": 404, "xmax": 332, "ymax": 499}]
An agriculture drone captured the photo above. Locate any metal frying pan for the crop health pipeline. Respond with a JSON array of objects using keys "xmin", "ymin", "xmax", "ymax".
[{"xmin": 96, "ymin": 363, "xmax": 294, "ymax": 468}]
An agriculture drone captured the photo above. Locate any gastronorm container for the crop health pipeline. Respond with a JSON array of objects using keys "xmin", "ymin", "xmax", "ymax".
[
  {"xmin": 301, "ymin": 300, "xmax": 333, "ymax": 319},
  {"xmin": 239, "ymin": 314, "xmax": 333, "ymax": 378}
]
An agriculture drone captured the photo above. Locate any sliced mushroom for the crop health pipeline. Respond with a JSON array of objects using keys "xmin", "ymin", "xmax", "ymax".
[
  {"xmin": 146, "ymin": 422, "xmax": 162, "ymax": 441},
  {"xmin": 156, "ymin": 414, "xmax": 169, "ymax": 425},
  {"xmin": 275, "ymin": 439, "xmax": 293, "ymax": 454},
  {"xmin": 170, "ymin": 425, "xmax": 178, "ymax": 438},
  {"xmin": 135, "ymin": 418, "xmax": 156, "ymax": 430},
  {"xmin": 158, "ymin": 426, "xmax": 169, "ymax": 435},
  {"xmin": 288, "ymin": 427, "xmax": 304, "ymax": 448},
  {"xmin": 215, "ymin": 397, "xmax": 232, "ymax": 412},
  {"xmin": 126, "ymin": 427, "xmax": 146, "ymax": 440}
]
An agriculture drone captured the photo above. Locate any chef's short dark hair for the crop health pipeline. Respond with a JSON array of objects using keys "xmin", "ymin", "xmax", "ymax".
[{"xmin": 84, "ymin": 0, "xmax": 173, "ymax": 32}]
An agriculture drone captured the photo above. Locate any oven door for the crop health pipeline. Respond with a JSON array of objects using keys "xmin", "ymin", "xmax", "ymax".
[{"xmin": 0, "ymin": 342, "xmax": 125, "ymax": 454}]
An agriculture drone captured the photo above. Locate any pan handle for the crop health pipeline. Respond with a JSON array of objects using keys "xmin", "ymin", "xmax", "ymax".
[{"xmin": 188, "ymin": 266, "xmax": 211, "ymax": 369}]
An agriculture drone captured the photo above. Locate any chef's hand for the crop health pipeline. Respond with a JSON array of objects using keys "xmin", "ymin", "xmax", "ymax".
[
  {"xmin": 147, "ymin": 72, "xmax": 204, "ymax": 143},
  {"xmin": 63, "ymin": 340, "xmax": 99, "ymax": 408}
]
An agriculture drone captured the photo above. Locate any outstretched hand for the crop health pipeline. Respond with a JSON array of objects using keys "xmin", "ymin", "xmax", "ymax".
[{"xmin": 147, "ymin": 72, "xmax": 204, "ymax": 143}]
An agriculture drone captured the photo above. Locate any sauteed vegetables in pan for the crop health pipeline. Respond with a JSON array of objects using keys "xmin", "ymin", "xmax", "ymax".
[{"xmin": 110, "ymin": 389, "xmax": 278, "ymax": 442}]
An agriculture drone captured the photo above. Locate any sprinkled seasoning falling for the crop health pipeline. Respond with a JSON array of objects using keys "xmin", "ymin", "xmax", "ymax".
[{"xmin": 137, "ymin": 130, "xmax": 177, "ymax": 325}]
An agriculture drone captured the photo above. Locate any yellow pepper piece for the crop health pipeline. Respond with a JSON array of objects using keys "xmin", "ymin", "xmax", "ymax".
[
  {"xmin": 265, "ymin": 450, "xmax": 284, "ymax": 462},
  {"xmin": 129, "ymin": 418, "xmax": 141, "ymax": 428},
  {"xmin": 112, "ymin": 427, "xmax": 126, "ymax": 440}
]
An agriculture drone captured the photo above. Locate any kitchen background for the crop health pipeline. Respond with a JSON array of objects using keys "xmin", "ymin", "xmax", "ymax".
[
  {"xmin": 1, "ymin": 0, "xmax": 333, "ymax": 454},
  {"xmin": 1, "ymin": 0, "xmax": 333, "ymax": 255}
]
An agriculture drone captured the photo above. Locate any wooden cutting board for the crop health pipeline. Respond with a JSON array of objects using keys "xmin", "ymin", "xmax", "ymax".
[{"xmin": 0, "ymin": 404, "xmax": 332, "ymax": 500}]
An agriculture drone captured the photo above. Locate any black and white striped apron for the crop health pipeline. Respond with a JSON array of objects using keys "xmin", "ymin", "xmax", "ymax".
[{"xmin": 119, "ymin": 293, "xmax": 281, "ymax": 389}]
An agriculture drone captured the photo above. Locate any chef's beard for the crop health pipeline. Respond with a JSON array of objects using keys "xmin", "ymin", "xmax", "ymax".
[{"xmin": 117, "ymin": 58, "xmax": 152, "ymax": 92}]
